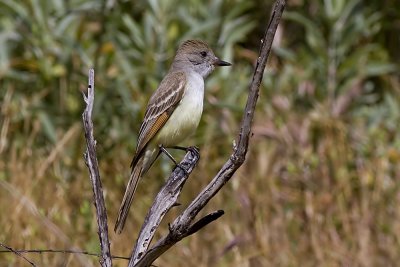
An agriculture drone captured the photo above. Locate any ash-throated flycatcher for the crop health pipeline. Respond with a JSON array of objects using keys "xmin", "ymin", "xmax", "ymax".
[{"xmin": 114, "ymin": 40, "xmax": 231, "ymax": 234}]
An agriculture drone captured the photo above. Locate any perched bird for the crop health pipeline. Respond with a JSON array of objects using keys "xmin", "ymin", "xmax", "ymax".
[{"xmin": 115, "ymin": 40, "xmax": 231, "ymax": 234}]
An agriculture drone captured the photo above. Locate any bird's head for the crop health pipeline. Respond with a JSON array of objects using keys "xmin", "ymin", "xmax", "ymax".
[{"xmin": 173, "ymin": 40, "xmax": 231, "ymax": 78}]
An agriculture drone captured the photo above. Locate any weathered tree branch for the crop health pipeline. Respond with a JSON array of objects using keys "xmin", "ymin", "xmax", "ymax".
[
  {"xmin": 130, "ymin": 1, "xmax": 286, "ymax": 266},
  {"xmin": 131, "ymin": 148, "xmax": 200, "ymax": 263},
  {"xmin": 82, "ymin": 69, "xmax": 113, "ymax": 267}
]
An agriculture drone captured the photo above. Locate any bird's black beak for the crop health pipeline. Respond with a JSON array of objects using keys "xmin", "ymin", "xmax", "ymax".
[{"xmin": 213, "ymin": 58, "xmax": 232, "ymax": 67}]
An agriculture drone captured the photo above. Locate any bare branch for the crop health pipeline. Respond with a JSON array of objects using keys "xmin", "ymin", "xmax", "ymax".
[
  {"xmin": 130, "ymin": 148, "xmax": 200, "ymax": 265},
  {"xmin": 186, "ymin": 210, "xmax": 225, "ymax": 236},
  {"xmin": 0, "ymin": 248, "xmax": 129, "ymax": 261},
  {"xmin": 131, "ymin": 0, "xmax": 286, "ymax": 266},
  {"xmin": 82, "ymin": 69, "xmax": 113, "ymax": 267},
  {"xmin": 0, "ymin": 242, "xmax": 36, "ymax": 267}
]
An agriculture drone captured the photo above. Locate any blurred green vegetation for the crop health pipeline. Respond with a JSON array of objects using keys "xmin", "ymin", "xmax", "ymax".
[{"xmin": 0, "ymin": 0, "xmax": 399, "ymax": 266}]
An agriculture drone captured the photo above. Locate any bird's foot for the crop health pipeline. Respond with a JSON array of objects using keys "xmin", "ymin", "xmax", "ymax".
[
  {"xmin": 175, "ymin": 163, "xmax": 189, "ymax": 176},
  {"xmin": 159, "ymin": 145, "xmax": 198, "ymax": 175},
  {"xmin": 159, "ymin": 145, "xmax": 178, "ymax": 165},
  {"xmin": 186, "ymin": 146, "xmax": 200, "ymax": 157},
  {"xmin": 171, "ymin": 145, "xmax": 200, "ymax": 157}
]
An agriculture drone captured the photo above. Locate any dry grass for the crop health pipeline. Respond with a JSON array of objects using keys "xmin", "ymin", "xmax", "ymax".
[{"xmin": 1, "ymin": 90, "xmax": 400, "ymax": 266}]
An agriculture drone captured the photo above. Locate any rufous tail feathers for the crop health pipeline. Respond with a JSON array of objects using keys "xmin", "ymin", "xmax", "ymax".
[{"xmin": 114, "ymin": 157, "xmax": 143, "ymax": 234}]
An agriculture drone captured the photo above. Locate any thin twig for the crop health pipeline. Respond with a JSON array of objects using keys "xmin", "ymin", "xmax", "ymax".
[
  {"xmin": 0, "ymin": 248, "xmax": 129, "ymax": 260},
  {"xmin": 82, "ymin": 69, "xmax": 113, "ymax": 267},
  {"xmin": 186, "ymin": 210, "xmax": 225, "ymax": 236},
  {"xmin": 0, "ymin": 180, "xmax": 92, "ymax": 266},
  {"xmin": 0, "ymin": 242, "xmax": 36, "ymax": 267},
  {"xmin": 131, "ymin": 1, "xmax": 286, "ymax": 266}
]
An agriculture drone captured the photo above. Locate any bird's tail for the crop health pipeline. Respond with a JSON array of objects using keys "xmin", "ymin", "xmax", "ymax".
[{"xmin": 114, "ymin": 156, "xmax": 143, "ymax": 234}]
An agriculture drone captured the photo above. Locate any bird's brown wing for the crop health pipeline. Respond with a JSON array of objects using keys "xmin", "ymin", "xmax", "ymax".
[
  {"xmin": 130, "ymin": 71, "xmax": 186, "ymax": 168},
  {"xmin": 115, "ymin": 72, "xmax": 187, "ymax": 234}
]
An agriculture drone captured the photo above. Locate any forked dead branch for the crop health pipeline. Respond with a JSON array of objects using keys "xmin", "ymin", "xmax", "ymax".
[
  {"xmin": 82, "ymin": 69, "xmax": 113, "ymax": 267},
  {"xmin": 81, "ymin": 1, "xmax": 285, "ymax": 266}
]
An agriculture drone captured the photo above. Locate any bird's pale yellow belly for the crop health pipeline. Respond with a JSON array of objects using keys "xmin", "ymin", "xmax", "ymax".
[{"xmin": 154, "ymin": 72, "xmax": 204, "ymax": 147}]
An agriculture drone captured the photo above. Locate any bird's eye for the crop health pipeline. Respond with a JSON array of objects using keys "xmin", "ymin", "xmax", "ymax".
[{"xmin": 200, "ymin": 51, "xmax": 207, "ymax": 57}]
